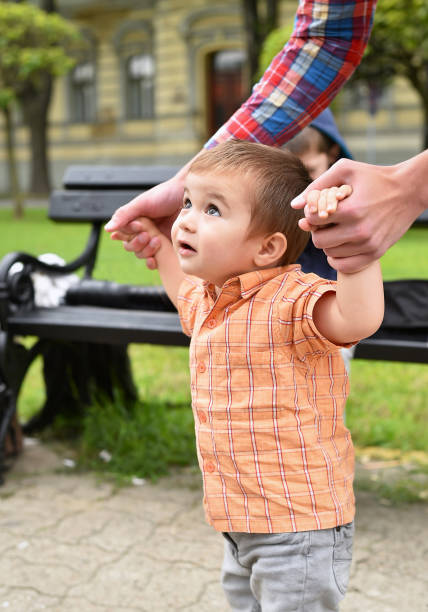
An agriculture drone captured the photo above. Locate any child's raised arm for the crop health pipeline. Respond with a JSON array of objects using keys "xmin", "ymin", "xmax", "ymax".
[
  {"xmin": 121, "ymin": 217, "xmax": 184, "ymax": 308},
  {"xmin": 309, "ymin": 185, "xmax": 384, "ymax": 345}
]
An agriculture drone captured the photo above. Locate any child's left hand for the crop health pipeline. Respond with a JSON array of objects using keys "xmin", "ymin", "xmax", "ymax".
[{"xmin": 306, "ymin": 185, "xmax": 352, "ymax": 219}]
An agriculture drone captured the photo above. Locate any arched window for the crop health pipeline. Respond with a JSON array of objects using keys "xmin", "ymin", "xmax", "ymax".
[
  {"xmin": 70, "ymin": 60, "xmax": 96, "ymax": 123},
  {"xmin": 114, "ymin": 20, "xmax": 154, "ymax": 121},
  {"xmin": 126, "ymin": 53, "xmax": 155, "ymax": 119}
]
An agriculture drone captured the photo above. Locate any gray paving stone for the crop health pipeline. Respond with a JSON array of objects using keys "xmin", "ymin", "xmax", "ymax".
[{"xmin": 1, "ymin": 443, "xmax": 427, "ymax": 611}]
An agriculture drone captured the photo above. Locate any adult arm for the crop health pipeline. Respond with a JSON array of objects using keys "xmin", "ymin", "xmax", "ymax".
[
  {"xmin": 106, "ymin": 0, "xmax": 376, "ymax": 259},
  {"xmin": 207, "ymin": 0, "xmax": 376, "ymax": 148},
  {"xmin": 291, "ymin": 150, "xmax": 428, "ymax": 273}
]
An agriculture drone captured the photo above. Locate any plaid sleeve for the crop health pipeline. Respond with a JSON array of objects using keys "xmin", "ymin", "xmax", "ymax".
[
  {"xmin": 205, "ymin": 0, "xmax": 376, "ymax": 149},
  {"xmin": 278, "ymin": 273, "xmax": 354, "ymax": 360},
  {"xmin": 176, "ymin": 276, "xmax": 204, "ymax": 337}
]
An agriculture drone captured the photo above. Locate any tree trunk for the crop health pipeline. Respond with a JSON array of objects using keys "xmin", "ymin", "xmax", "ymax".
[
  {"xmin": 242, "ymin": 0, "xmax": 279, "ymax": 89},
  {"xmin": 19, "ymin": 75, "xmax": 52, "ymax": 195},
  {"xmin": 3, "ymin": 107, "xmax": 24, "ymax": 218},
  {"xmin": 14, "ymin": 0, "xmax": 56, "ymax": 195},
  {"xmin": 242, "ymin": 0, "xmax": 261, "ymax": 91}
]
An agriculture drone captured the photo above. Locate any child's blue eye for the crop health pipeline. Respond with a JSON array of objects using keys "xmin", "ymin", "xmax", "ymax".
[
  {"xmin": 183, "ymin": 198, "xmax": 192, "ymax": 209},
  {"xmin": 206, "ymin": 204, "xmax": 220, "ymax": 216}
]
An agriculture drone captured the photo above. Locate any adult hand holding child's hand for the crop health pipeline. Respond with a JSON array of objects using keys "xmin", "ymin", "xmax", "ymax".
[
  {"xmin": 104, "ymin": 166, "xmax": 189, "ymax": 268},
  {"xmin": 117, "ymin": 216, "xmax": 164, "ymax": 270},
  {"xmin": 291, "ymin": 155, "xmax": 428, "ymax": 273}
]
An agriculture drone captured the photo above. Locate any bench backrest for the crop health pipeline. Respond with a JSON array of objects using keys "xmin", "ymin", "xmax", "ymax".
[
  {"xmin": 50, "ymin": 164, "xmax": 428, "ymax": 227},
  {"xmin": 49, "ymin": 165, "xmax": 181, "ymax": 222}
]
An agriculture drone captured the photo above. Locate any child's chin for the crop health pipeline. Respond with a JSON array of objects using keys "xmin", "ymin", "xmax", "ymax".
[{"xmin": 180, "ymin": 261, "xmax": 198, "ymax": 275}]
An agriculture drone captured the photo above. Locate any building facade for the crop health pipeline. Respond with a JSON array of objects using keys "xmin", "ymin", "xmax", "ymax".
[{"xmin": 0, "ymin": 0, "xmax": 424, "ymax": 191}]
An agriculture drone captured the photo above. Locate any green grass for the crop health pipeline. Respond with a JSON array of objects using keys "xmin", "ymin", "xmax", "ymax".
[{"xmin": 1, "ymin": 207, "xmax": 427, "ymax": 482}]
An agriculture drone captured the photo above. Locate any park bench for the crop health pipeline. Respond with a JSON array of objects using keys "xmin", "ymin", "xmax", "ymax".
[{"xmin": 0, "ymin": 165, "xmax": 427, "ymax": 483}]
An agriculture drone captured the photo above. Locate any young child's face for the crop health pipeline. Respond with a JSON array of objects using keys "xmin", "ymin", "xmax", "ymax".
[
  {"xmin": 297, "ymin": 147, "xmax": 331, "ymax": 180},
  {"xmin": 171, "ymin": 170, "xmax": 264, "ymax": 288}
]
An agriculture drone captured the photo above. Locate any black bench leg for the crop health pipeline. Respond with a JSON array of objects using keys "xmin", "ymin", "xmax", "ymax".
[
  {"xmin": 0, "ymin": 335, "xmax": 45, "ymax": 483},
  {"xmin": 0, "ymin": 386, "xmax": 17, "ymax": 484}
]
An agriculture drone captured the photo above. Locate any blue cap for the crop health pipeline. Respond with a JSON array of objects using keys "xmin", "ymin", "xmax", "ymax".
[{"xmin": 310, "ymin": 108, "xmax": 352, "ymax": 160}]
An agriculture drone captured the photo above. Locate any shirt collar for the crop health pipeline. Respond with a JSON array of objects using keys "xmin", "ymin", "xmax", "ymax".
[{"xmin": 203, "ymin": 265, "xmax": 301, "ymax": 300}]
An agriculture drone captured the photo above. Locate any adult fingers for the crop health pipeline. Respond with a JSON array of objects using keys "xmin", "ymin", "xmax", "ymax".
[
  {"xmin": 105, "ymin": 193, "xmax": 151, "ymax": 232},
  {"xmin": 310, "ymin": 222, "xmax": 364, "ymax": 250},
  {"xmin": 298, "ymin": 217, "xmax": 323, "ymax": 232}
]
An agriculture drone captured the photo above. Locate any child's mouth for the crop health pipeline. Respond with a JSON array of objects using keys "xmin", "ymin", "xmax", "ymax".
[{"xmin": 178, "ymin": 241, "xmax": 196, "ymax": 254}]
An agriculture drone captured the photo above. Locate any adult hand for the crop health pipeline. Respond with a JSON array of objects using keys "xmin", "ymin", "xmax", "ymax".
[
  {"xmin": 291, "ymin": 154, "xmax": 428, "ymax": 273},
  {"xmin": 104, "ymin": 162, "xmax": 190, "ymax": 267}
]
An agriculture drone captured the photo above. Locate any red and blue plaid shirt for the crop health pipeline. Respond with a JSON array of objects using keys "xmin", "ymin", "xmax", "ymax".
[{"xmin": 206, "ymin": 0, "xmax": 377, "ymax": 148}]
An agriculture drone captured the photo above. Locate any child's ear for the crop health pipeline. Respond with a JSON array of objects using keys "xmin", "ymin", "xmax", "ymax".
[{"xmin": 253, "ymin": 232, "xmax": 287, "ymax": 267}]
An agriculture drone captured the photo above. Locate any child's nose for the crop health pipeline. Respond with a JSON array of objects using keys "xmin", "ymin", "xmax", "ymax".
[{"xmin": 178, "ymin": 209, "xmax": 196, "ymax": 232}]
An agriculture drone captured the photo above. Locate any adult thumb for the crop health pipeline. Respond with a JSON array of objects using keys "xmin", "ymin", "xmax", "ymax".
[{"xmin": 290, "ymin": 160, "xmax": 350, "ymax": 209}]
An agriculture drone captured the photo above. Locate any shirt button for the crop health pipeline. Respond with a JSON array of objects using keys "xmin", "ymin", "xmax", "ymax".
[
  {"xmin": 205, "ymin": 461, "xmax": 215, "ymax": 473},
  {"xmin": 207, "ymin": 318, "xmax": 216, "ymax": 328},
  {"xmin": 197, "ymin": 362, "xmax": 206, "ymax": 373},
  {"xmin": 197, "ymin": 410, "xmax": 207, "ymax": 423}
]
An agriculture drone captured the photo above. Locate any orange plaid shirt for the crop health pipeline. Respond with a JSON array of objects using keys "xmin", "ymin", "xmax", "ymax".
[{"xmin": 177, "ymin": 265, "xmax": 355, "ymax": 534}]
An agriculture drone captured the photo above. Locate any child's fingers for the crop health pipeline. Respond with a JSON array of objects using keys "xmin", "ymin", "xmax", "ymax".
[
  {"xmin": 132, "ymin": 235, "xmax": 161, "ymax": 260},
  {"xmin": 326, "ymin": 187, "xmax": 339, "ymax": 214},
  {"xmin": 145, "ymin": 256, "xmax": 158, "ymax": 270},
  {"xmin": 317, "ymin": 189, "xmax": 330, "ymax": 218},
  {"xmin": 336, "ymin": 184, "xmax": 353, "ymax": 199},
  {"xmin": 306, "ymin": 190, "xmax": 321, "ymax": 214}
]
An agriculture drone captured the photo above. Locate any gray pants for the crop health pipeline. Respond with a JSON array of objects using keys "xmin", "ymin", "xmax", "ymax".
[{"xmin": 221, "ymin": 523, "xmax": 354, "ymax": 612}]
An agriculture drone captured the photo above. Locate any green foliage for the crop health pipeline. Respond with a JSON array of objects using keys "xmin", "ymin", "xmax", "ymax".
[
  {"xmin": 351, "ymin": 0, "xmax": 428, "ymax": 106},
  {"xmin": 257, "ymin": 23, "xmax": 293, "ymax": 80},
  {"xmin": 0, "ymin": 2, "xmax": 80, "ymax": 108}
]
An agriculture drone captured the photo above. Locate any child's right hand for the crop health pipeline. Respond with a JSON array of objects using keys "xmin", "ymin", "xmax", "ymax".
[
  {"xmin": 113, "ymin": 216, "xmax": 163, "ymax": 269},
  {"xmin": 306, "ymin": 185, "xmax": 352, "ymax": 219}
]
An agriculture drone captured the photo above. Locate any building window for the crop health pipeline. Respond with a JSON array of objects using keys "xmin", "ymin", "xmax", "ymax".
[
  {"xmin": 70, "ymin": 61, "xmax": 96, "ymax": 123},
  {"xmin": 126, "ymin": 53, "xmax": 155, "ymax": 119}
]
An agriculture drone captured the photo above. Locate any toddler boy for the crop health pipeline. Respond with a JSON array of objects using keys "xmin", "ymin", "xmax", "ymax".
[{"xmin": 114, "ymin": 140, "xmax": 384, "ymax": 611}]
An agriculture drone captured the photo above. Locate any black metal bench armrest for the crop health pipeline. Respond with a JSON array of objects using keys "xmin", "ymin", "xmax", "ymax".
[{"xmin": 0, "ymin": 224, "xmax": 102, "ymax": 330}]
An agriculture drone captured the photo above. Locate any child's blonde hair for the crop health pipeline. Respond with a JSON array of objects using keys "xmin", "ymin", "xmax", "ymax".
[{"xmin": 188, "ymin": 140, "xmax": 310, "ymax": 265}]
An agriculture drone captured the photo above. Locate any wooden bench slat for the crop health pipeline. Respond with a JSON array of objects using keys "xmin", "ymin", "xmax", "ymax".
[
  {"xmin": 49, "ymin": 190, "xmax": 144, "ymax": 222},
  {"xmin": 355, "ymin": 336, "xmax": 428, "ymax": 363},
  {"xmin": 62, "ymin": 165, "xmax": 179, "ymax": 189},
  {"xmin": 7, "ymin": 306, "xmax": 188, "ymax": 347}
]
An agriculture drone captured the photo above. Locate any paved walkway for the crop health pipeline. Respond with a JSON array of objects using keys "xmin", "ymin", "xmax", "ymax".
[{"xmin": 1, "ymin": 441, "xmax": 427, "ymax": 612}]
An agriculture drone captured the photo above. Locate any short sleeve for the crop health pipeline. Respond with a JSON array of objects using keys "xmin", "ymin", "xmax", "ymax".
[
  {"xmin": 176, "ymin": 276, "xmax": 204, "ymax": 337},
  {"xmin": 277, "ymin": 272, "xmax": 354, "ymax": 361}
]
